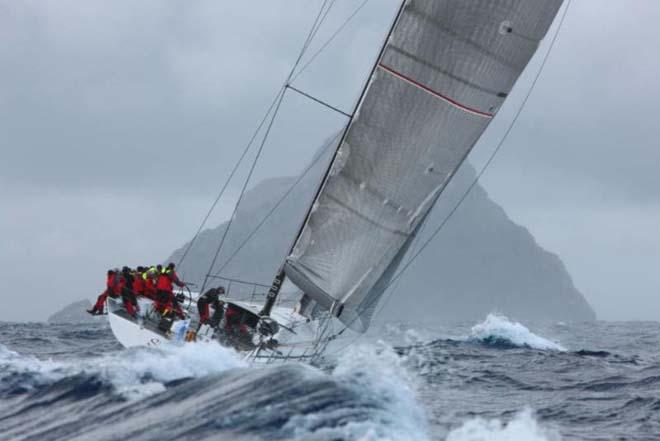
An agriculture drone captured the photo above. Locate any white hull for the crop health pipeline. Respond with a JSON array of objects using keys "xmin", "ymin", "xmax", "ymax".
[
  {"xmin": 107, "ymin": 297, "xmax": 328, "ymax": 363},
  {"xmin": 107, "ymin": 302, "xmax": 168, "ymax": 348}
]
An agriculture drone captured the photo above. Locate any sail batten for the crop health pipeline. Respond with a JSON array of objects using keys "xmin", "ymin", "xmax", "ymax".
[{"xmin": 286, "ymin": 0, "xmax": 564, "ymax": 332}]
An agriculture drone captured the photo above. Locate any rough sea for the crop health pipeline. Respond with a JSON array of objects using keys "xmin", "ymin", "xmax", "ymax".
[{"xmin": 1, "ymin": 315, "xmax": 659, "ymax": 441}]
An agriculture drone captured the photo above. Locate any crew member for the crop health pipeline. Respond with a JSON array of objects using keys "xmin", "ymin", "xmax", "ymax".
[
  {"xmin": 132, "ymin": 267, "xmax": 145, "ymax": 298},
  {"xmin": 121, "ymin": 267, "xmax": 138, "ymax": 317},
  {"xmin": 87, "ymin": 269, "xmax": 115, "ymax": 315},
  {"xmin": 142, "ymin": 269, "xmax": 157, "ymax": 300},
  {"xmin": 197, "ymin": 286, "xmax": 225, "ymax": 324},
  {"xmin": 224, "ymin": 303, "xmax": 243, "ymax": 333},
  {"xmin": 164, "ymin": 263, "xmax": 184, "ymax": 287},
  {"xmin": 112, "ymin": 268, "xmax": 123, "ymax": 298},
  {"xmin": 164, "ymin": 262, "xmax": 185, "ymax": 317},
  {"xmin": 156, "ymin": 269, "xmax": 184, "ymax": 319}
]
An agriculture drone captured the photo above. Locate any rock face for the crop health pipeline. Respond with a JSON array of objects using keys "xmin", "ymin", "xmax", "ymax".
[
  {"xmin": 48, "ymin": 300, "xmax": 97, "ymax": 324},
  {"xmin": 166, "ymin": 155, "xmax": 596, "ymax": 323}
]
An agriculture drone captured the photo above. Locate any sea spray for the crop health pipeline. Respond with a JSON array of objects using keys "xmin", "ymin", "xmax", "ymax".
[
  {"xmin": 284, "ymin": 342, "xmax": 430, "ymax": 441},
  {"xmin": 446, "ymin": 409, "xmax": 561, "ymax": 441},
  {"xmin": 469, "ymin": 314, "xmax": 566, "ymax": 351},
  {"xmin": 0, "ymin": 341, "xmax": 246, "ymax": 399}
]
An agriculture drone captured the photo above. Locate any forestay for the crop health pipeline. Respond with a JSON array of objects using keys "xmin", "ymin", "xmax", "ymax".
[{"xmin": 285, "ymin": 0, "xmax": 564, "ymax": 331}]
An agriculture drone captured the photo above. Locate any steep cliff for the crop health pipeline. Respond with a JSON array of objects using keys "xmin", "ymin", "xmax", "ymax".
[{"xmin": 166, "ymin": 160, "xmax": 596, "ymax": 323}]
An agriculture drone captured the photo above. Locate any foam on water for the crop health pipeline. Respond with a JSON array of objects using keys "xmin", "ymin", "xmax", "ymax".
[
  {"xmin": 0, "ymin": 341, "xmax": 246, "ymax": 399},
  {"xmin": 446, "ymin": 409, "xmax": 561, "ymax": 441},
  {"xmin": 469, "ymin": 314, "xmax": 566, "ymax": 351},
  {"xmin": 1, "ymin": 337, "xmax": 430, "ymax": 440},
  {"xmin": 5, "ymin": 321, "xmax": 660, "ymax": 440},
  {"xmin": 286, "ymin": 342, "xmax": 430, "ymax": 441}
]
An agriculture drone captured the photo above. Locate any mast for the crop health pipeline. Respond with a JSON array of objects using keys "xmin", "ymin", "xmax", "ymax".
[{"xmin": 260, "ymin": 1, "xmax": 408, "ymax": 317}]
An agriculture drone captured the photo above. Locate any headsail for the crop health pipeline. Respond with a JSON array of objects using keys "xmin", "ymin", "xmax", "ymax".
[{"xmin": 285, "ymin": 0, "xmax": 564, "ymax": 331}]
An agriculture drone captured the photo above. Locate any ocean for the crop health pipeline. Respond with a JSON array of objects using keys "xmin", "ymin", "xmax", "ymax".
[{"xmin": 1, "ymin": 315, "xmax": 659, "ymax": 440}]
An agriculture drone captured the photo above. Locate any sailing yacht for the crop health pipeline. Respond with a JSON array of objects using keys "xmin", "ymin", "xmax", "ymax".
[{"xmin": 107, "ymin": 0, "xmax": 565, "ymax": 363}]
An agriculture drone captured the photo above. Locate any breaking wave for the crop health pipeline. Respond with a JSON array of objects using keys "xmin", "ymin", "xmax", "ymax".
[
  {"xmin": 0, "ymin": 338, "xmax": 428, "ymax": 441},
  {"xmin": 0, "ymin": 341, "xmax": 246, "ymax": 400},
  {"xmin": 446, "ymin": 409, "xmax": 561, "ymax": 441},
  {"xmin": 309, "ymin": 343, "xmax": 429, "ymax": 441},
  {"xmin": 468, "ymin": 314, "xmax": 566, "ymax": 351},
  {"xmin": 3, "ymin": 318, "xmax": 659, "ymax": 440}
]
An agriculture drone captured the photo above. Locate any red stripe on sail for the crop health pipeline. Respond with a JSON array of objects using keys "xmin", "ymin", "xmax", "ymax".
[{"xmin": 377, "ymin": 63, "xmax": 494, "ymax": 119}]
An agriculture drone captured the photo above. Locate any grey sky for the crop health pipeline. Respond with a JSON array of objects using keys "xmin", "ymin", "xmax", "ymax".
[{"xmin": 1, "ymin": 0, "xmax": 658, "ymax": 321}]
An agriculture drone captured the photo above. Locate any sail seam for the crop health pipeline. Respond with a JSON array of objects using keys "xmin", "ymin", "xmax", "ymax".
[
  {"xmin": 340, "ymin": 172, "xmax": 411, "ymax": 219},
  {"xmin": 386, "ymin": 45, "xmax": 508, "ymax": 98},
  {"xmin": 405, "ymin": 4, "xmax": 531, "ymax": 71},
  {"xmin": 377, "ymin": 63, "xmax": 494, "ymax": 118},
  {"xmin": 325, "ymin": 193, "xmax": 409, "ymax": 236}
]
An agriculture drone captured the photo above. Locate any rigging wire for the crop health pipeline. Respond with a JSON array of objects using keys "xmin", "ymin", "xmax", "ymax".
[
  {"xmin": 291, "ymin": 0, "xmax": 372, "ymax": 83},
  {"xmin": 198, "ymin": 0, "xmax": 339, "ymax": 294},
  {"xmin": 212, "ymin": 131, "xmax": 342, "ymax": 278},
  {"xmin": 176, "ymin": 91, "xmax": 287, "ymax": 267},
  {"xmin": 177, "ymin": 0, "xmax": 332, "ymax": 267},
  {"xmin": 325, "ymin": 0, "xmax": 573, "ymax": 353},
  {"xmin": 180, "ymin": 0, "xmax": 367, "ymax": 269},
  {"xmin": 201, "ymin": 88, "xmax": 287, "ymax": 294}
]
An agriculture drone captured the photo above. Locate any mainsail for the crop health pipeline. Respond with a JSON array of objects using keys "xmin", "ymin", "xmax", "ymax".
[{"xmin": 284, "ymin": 0, "xmax": 564, "ymax": 331}]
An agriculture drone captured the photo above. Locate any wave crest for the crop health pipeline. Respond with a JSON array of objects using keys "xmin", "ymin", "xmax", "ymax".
[
  {"xmin": 446, "ymin": 409, "xmax": 561, "ymax": 441},
  {"xmin": 469, "ymin": 314, "xmax": 566, "ymax": 351},
  {"xmin": 283, "ymin": 343, "xmax": 430, "ymax": 441},
  {"xmin": 0, "ymin": 341, "xmax": 246, "ymax": 400}
]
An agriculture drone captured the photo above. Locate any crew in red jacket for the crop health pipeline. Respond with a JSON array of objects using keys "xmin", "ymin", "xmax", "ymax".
[
  {"xmin": 113, "ymin": 271, "xmax": 125, "ymax": 298},
  {"xmin": 165, "ymin": 263, "xmax": 185, "ymax": 317},
  {"xmin": 165, "ymin": 263, "xmax": 184, "ymax": 288},
  {"xmin": 155, "ymin": 271, "xmax": 172, "ymax": 311},
  {"xmin": 156, "ymin": 268, "xmax": 185, "ymax": 319},
  {"xmin": 143, "ymin": 271, "xmax": 157, "ymax": 300},
  {"xmin": 132, "ymin": 268, "xmax": 145, "ymax": 297},
  {"xmin": 87, "ymin": 270, "xmax": 115, "ymax": 315}
]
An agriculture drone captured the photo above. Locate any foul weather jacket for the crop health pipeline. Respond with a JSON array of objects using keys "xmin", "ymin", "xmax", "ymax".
[
  {"xmin": 143, "ymin": 279, "xmax": 157, "ymax": 299},
  {"xmin": 132, "ymin": 277, "xmax": 144, "ymax": 296},
  {"xmin": 113, "ymin": 276, "xmax": 125, "ymax": 297},
  {"xmin": 165, "ymin": 269, "xmax": 185, "ymax": 288},
  {"xmin": 156, "ymin": 274, "xmax": 173, "ymax": 293}
]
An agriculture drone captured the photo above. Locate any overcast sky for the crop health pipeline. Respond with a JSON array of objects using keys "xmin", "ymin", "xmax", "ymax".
[{"xmin": 1, "ymin": 0, "xmax": 658, "ymax": 322}]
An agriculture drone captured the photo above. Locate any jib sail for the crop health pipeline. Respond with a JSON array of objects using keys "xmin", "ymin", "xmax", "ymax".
[{"xmin": 284, "ymin": 0, "xmax": 564, "ymax": 331}]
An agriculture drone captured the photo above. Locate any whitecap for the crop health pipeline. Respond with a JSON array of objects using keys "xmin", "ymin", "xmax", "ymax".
[
  {"xmin": 446, "ymin": 408, "xmax": 561, "ymax": 441},
  {"xmin": 285, "ymin": 342, "xmax": 431, "ymax": 441},
  {"xmin": 0, "ymin": 341, "xmax": 246, "ymax": 400},
  {"xmin": 469, "ymin": 314, "xmax": 566, "ymax": 351}
]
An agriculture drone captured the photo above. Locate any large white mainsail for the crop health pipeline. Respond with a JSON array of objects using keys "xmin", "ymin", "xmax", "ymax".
[{"xmin": 282, "ymin": 0, "xmax": 564, "ymax": 332}]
